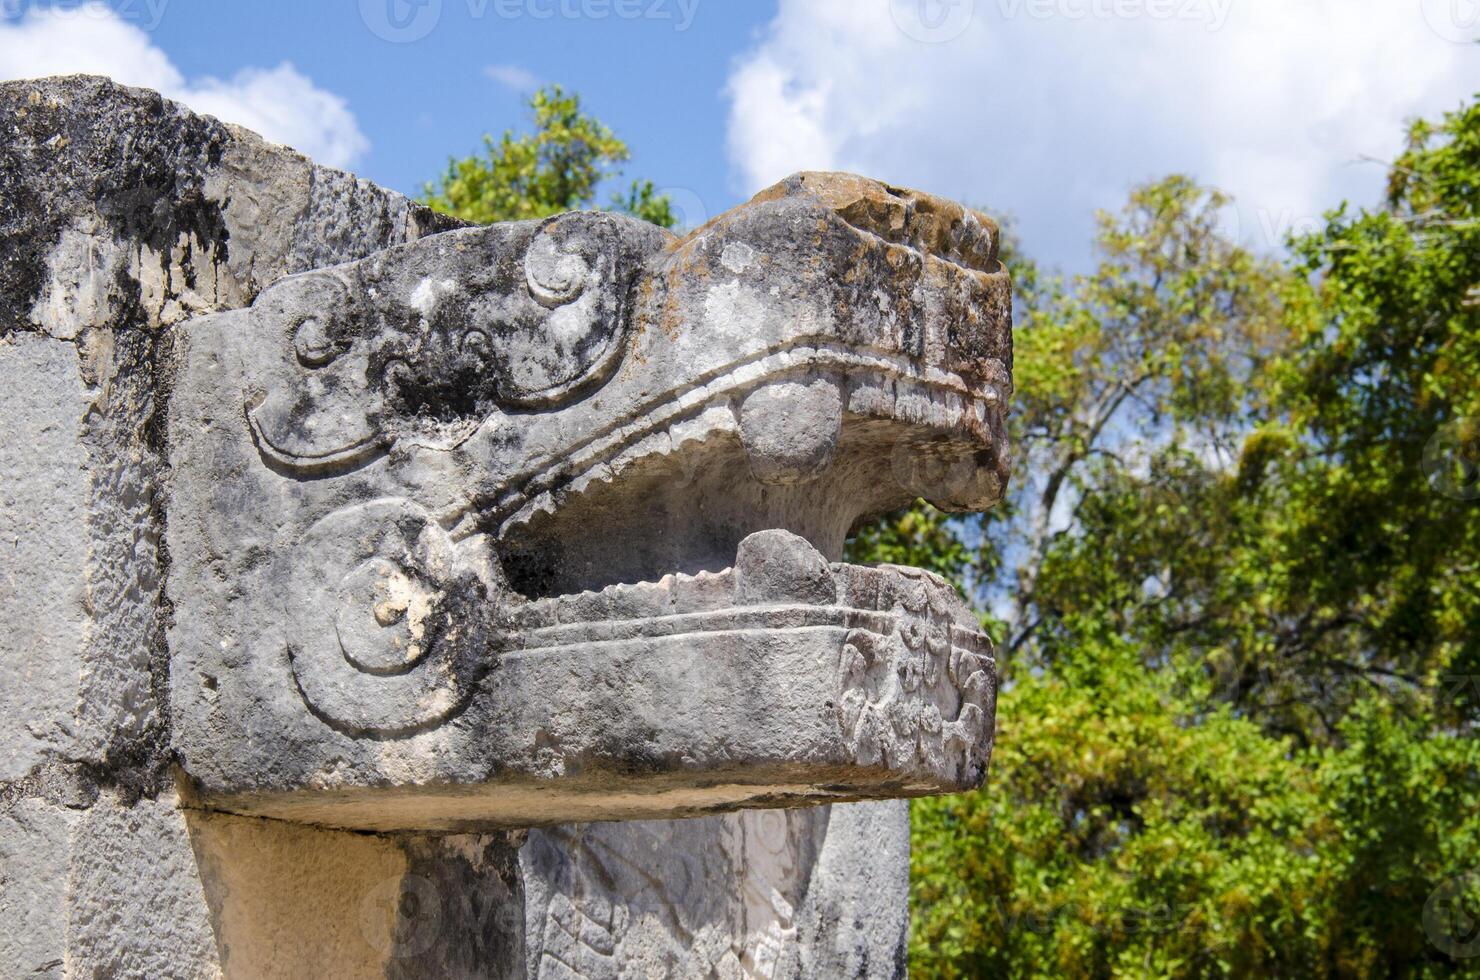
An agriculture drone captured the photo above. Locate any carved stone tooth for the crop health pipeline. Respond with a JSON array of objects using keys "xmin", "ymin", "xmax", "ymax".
[
  {"xmin": 950, "ymin": 648, "xmax": 980, "ymax": 686},
  {"xmin": 888, "ymin": 699, "xmax": 918, "ymax": 738},
  {"xmin": 737, "ymin": 376, "xmax": 843, "ymax": 485},
  {"xmin": 672, "ymin": 567, "xmax": 732, "ymax": 612},
  {"xmin": 929, "ymin": 583, "xmax": 955, "ymax": 618},
  {"xmin": 956, "ymin": 703, "xmax": 989, "ymax": 747},
  {"xmin": 961, "ymin": 669, "xmax": 992, "ymax": 701},
  {"xmin": 917, "ymin": 736, "xmax": 947, "ymax": 777},
  {"xmin": 733, "ymin": 529, "xmax": 837, "ymax": 606},
  {"xmin": 926, "ymin": 620, "xmax": 950, "ymax": 661},
  {"xmin": 897, "ymin": 650, "xmax": 924, "ymax": 693},
  {"xmin": 923, "ymin": 641, "xmax": 944, "ymax": 688}
]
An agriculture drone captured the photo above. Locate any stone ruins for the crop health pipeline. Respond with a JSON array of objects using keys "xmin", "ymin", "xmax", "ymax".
[{"xmin": 0, "ymin": 75, "xmax": 1011, "ymax": 977}]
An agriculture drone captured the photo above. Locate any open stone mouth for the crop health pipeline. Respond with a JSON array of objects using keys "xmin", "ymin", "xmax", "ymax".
[
  {"xmin": 490, "ymin": 346, "xmax": 1006, "ymax": 596},
  {"xmin": 287, "ymin": 346, "xmax": 1003, "ymax": 755},
  {"xmin": 470, "ymin": 353, "xmax": 1002, "ymax": 770},
  {"xmin": 287, "ymin": 339, "xmax": 1002, "ymax": 782}
]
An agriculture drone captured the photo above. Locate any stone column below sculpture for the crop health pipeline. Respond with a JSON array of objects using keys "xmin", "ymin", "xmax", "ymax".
[{"xmin": 520, "ymin": 803, "xmax": 910, "ymax": 978}]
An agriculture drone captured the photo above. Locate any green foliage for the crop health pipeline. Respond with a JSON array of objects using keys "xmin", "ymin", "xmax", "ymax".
[
  {"xmin": 912, "ymin": 668, "xmax": 1480, "ymax": 978},
  {"xmin": 1263, "ymin": 100, "xmax": 1480, "ymax": 737},
  {"xmin": 845, "ymin": 97, "xmax": 1480, "ymax": 977},
  {"xmin": 421, "ymin": 85, "xmax": 674, "ymax": 227}
]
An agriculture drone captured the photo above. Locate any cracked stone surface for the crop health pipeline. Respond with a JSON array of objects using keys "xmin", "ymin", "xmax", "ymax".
[{"xmin": 1, "ymin": 75, "xmax": 1012, "ymax": 978}]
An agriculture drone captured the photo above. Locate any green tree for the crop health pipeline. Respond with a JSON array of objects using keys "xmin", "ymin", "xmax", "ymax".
[
  {"xmin": 422, "ymin": 84, "xmax": 675, "ymax": 228},
  {"xmin": 859, "ymin": 97, "xmax": 1480, "ymax": 977},
  {"xmin": 1259, "ymin": 100, "xmax": 1480, "ymax": 737}
]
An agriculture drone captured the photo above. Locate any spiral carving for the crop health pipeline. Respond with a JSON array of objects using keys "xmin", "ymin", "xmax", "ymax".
[{"xmin": 286, "ymin": 499, "xmax": 500, "ymax": 736}]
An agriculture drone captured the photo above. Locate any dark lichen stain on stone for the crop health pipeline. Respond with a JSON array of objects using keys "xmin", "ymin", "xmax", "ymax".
[{"xmin": 0, "ymin": 76, "xmax": 234, "ymax": 334}]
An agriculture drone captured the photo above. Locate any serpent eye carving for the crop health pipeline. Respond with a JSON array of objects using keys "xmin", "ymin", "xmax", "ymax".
[
  {"xmin": 287, "ymin": 499, "xmax": 500, "ymax": 736},
  {"xmin": 293, "ymin": 315, "xmax": 337, "ymax": 367},
  {"xmin": 525, "ymin": 224, "xmax": 589, "ymax": 308}
]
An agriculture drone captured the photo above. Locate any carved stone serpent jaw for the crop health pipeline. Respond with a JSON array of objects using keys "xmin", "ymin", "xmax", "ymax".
[{"xmin": 169, "ymin": 172, "xmax": 1012, "ymax": 830}]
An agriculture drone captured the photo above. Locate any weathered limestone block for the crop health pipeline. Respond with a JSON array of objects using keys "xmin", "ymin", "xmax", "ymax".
[
  {"xmin": 0, "ymin": 798, "xmax": 77, "ymax": 977},
  {"xmin": 68, "ymin": 791, "xmax": 221, "ymax": 977},
  {"xmin": 0, "ymin": 334, "xmax": 91, "ymax": 782},
  {"xmin": 167, "ymin": 172, "xmax": 1010, "ymax": 830},
  {"xmin": 0, "ymin": 73, "xmax": 458, "ymax": 784},
  {"xmin": 184, "ymin": 806, "xmax": 525, "ymax": 977}
]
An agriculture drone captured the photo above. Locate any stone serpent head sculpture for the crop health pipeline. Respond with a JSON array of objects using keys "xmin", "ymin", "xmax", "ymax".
[{"xmin": 171, "ymin": 172, "xmax": 1011, "ymax": 829}]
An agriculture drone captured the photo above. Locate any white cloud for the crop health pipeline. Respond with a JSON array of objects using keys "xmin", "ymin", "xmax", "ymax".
[
  {"xmin": 485, "ymin": 63, "xmax": 540, "ymax": 93},
  {"xmin": 725, "ymin": 0, "xmax": 1475, "ymax": 267},
  {"xmin": 0, "ymin": 3, "xmax": 368, "ymax": 168},
  {"xmin": 181, "ymin": 64, "xmax": 368, "ymax": 171}
]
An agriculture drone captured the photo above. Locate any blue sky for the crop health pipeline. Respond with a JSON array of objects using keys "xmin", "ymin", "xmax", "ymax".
[
  {"xmin": 145, "ymin": 1, "xmax": 769, "ymax": 223},
  {"xmin": 1, "ymin": 0, "xmax": 1475, "ymax": 269}
]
